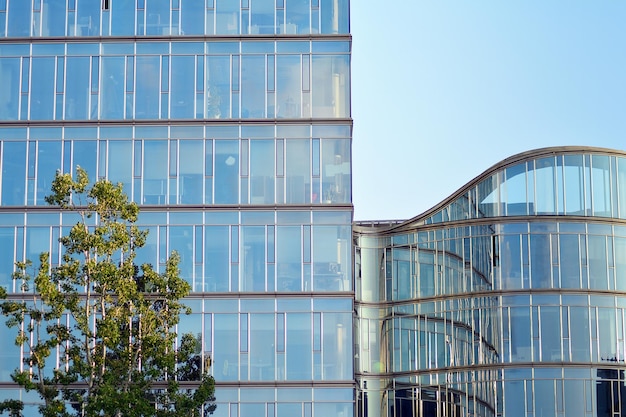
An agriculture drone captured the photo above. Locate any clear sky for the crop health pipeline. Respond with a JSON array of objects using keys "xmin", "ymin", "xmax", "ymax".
[{"xmin": 351, "ymin": 1, "xmax": 626, "ymax": 221}]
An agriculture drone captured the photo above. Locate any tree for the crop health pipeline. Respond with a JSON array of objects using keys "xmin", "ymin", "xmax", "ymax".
[{"xmin": 0, "ymin": 168, "xmax": 216, "ymax": 417}]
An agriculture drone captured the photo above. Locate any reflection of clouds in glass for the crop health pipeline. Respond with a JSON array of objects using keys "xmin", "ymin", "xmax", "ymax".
[{"xmin": 225, "ymin": 156, "xmax": 236, "ymax": 166}]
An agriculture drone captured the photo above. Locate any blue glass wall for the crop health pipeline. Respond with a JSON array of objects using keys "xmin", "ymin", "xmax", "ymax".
[
  {"xmin": 355, "ymin": 148, "xmax": 626, "ymax": 417},
  {"xmin": 0, "ymin": 1, "xmax": 353, "ymax": 415}
]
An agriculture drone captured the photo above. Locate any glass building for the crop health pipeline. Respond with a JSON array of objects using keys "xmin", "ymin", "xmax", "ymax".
[
  {"xmin": 0, "ymin": 1, "xmax": 353, "ymax": 416},
  {"xmin": 2, "ymin": 2, "xmax": 626, "ymax": 417},
  {"xmin": 355, "ymin": 147, "xmax": 626, "ymax": 417}
]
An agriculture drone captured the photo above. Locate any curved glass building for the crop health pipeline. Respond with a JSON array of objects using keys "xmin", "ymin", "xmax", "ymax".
[
  {"xmin": 355, "ymin": 147, "xmax": 626, "ymax": 417},
  {"xmin": 0, "ymin": 1, "xmax": 353, "ymax": 416}
]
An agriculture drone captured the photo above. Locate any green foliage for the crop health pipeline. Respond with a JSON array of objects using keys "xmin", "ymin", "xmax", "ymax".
[{"xmin": 0, "ymin": 168, "xmax": 215, "ymax": 417}]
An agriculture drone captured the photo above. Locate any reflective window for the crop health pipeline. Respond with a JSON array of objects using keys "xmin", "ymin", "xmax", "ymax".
[
  {"xmin": 207, "ymin": 55, "xmax": 231, "ymax": 119},
  {"xmin": 285, "ymin": 139, "xmax": 310, "ymax": 204},
  {"xmin": 0, "ymin": 58, "xmax": 19, "ymax": 120},
  {"xmin": 145, "ymin": 0, "xmax": 171, "ymax": 36},
  {"xmin": 276, "ymin": 55, "xmax": 301, "ymax": 118},
  {"xmin": 321, "ymin": 0, "xmax": 348, "ymax": 34},
  {"xmin": 107, "ymin": 140, "xmax": 132, "ymax": 195},
  {"xmin": 7, "ymin": 1, "xmax": 30, "ymax": 36},
  {"xmin": 135, "ymin": 56, "xmax": 161, "ymax": 119},
  {"xmin": 100, "ymin": 57, "xmax": 125, "ymax": 119},
  {"xmin": 592, "ymin": 155, "xmax": 612, "ymax": 217},
  {"xmin": 170, "ymin": 56, "xmax": 195, "ymax": 119},
  {"xmin": 75, "ymin": 0, "xmax": 100, "ymax": 36},
  {"xmin": 110, "ymin": 0, "xmax": 135, "ymax": 36},
  {"xmin": 214, "ymin": 140, "xmax": 239, "ymax": 204},
  {"xmin": 241, "ymin": 226, "xmax": 266, "ymax": 291},
  {"xmin": 216, "ymin": 0, "xmax": 239, "ymax": 34},
  {"xmin": 35, "ymin": 141, "xmax": 62, "ymax": 205},
  {"xmin": 312, "ymin": 55, "xmax": 350, "ymax": 118},
  {"xmin": 1, "ymin": 141, "xmax": 26, "ymax": 205},
  {"xmin": 241, "ymin": 55, "xmax": 266, "ymax": 118},
  {"xmin": 41, "ymin": 0, "xmax": 66, "ymax": 37},
  {"xmin": 285, "ymin": 0, "xmax": 310, "ymax": 34},
  {"xmin": 286, "ymin": 313, "xmax": 312, "ymax": 380},
  {"xmin": 180, "ymin": 0, "xmax": 204, "ymax": 35},
  {"xmin": 205, "ymin": 226, "xmax": 229, "ymax": 292},
  {"xmin": 30, "ymin": 57, "xmax": 55, "ymax": 120},
  {"xmin": 178, "ymin": 140, "xmax": 203, "ymax": 204},
  {"xmin": 250, "ymin": 0, "xmax": 274, "ymax": 34},
  {"xmin": 277, "ymin": 226, "xmax": 302, "ymax": 291},
  {"xmin": 143, "ymin": 140, "xmax": 168, "ymax": 204}
]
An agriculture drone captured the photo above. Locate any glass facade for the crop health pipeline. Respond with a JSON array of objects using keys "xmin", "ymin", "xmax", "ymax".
[
  {"xmin": 355, "ymin": 148, "xmax": 626, "ymax": 417},
  {"xmin": 0, "ymin": 1, "xmax": 353, "ymax": 416}
]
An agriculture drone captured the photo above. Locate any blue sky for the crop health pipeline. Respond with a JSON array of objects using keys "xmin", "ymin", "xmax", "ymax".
[{"xmin": 351, "ymin": 1, "xmax": 626, "ymax": 220}]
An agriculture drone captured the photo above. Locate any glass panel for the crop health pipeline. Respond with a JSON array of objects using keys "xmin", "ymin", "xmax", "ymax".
[
  {"xmin": 36, "ymin": 141, "xmax": 62, "ymax": 205},
  {"xmin": 564, "ymin": 154, "xmax": 585, "ymax": 215},
  {"xmin": 510, "ymin": 306, "xmax": 532, "ymax": 361},
  {"xmin": 214, "ymin": 140, "xmax": 239, "ymax": 204},
  {"xmin": 504, "ymin": 163, "xmax": 527, "ymax": 215},
  {"xmin": 501, "ymin": 234, "xmax": 522, "ymax": 289},
  {"xmin": 76, "ymin": 0, "xmax": 100, "ymax": 36},
  {"xmin": 214, "ymin": 314, "xmax": 239, "ymax": 381},
  {"xmin": 0, "ymin": 58, "xmax": 20, "ymax": 120},
  {"xmin": 30, "ymin": 57, "xmax": 55, "ymax": 120},
  {"xmin": 540, "ymin": 306, "xmax": 561, "ymax": 361},
  {"xmin": 249, "ymin": 140, "xmax": 274, "ymax": 204},
  {"xmin": 311, "ymin": 55, "xmax": 349, "ymax": 118},
  {"xmin": 170, "ymin": 226, "xmax": 193, "ymax": 285},
  {"xmin": 110, "ymin": 0, "xmax": 134, "ymax": 36},
  {"xmin": 7, "ymin": 0, "xmax": 30, "ymax": 36},
  {"xmin": 0, "ymin": 226, "xmax": 15, "ymax": 292},
  {"xmin": 64, "ymin": 57, "xmax": 90, "ymax": 120},
  {"xmin": 143, "ymin": 140, "xmax": 168, "ymax": 204},
  {"xmin": 570, "ymin": 306, "xmax": 590, "ymax": 362},
  {"xmin": 170, "ymin": 56, "xmax": 196, "ymax": 119},
  {"xmin": 598, "ymin": 307, "xmax": 617, "ymax": 361},
  {"xmin": 321, "ymin": 139, "xmax": 350, "ymax": 203},
  {"xmin": 588, "ymin": 234, "xmax": 608, "ymax": 290},
  {"xmin": 179, "ymin": 140, "xmax": 204, "ymax": 204},
  {"xmin": 241, "ymin": 226, "xmax": 266, "ymax": 291},
  {"xmin": 1, "ymin": 141, "xmax": 26, "ymax": 205},
  {"xmin": 136, "ymin": 56, "xmax": 161, "ymax": 119},
  {"xmin": 286, "ymin": 313, "xmax": 311, "ymax": 380},
  {"xmin": 534, "ymin": 379, "xmax": 556, "ymax": 416},
  {"xmin": 285, "ymin": 0, "xmax": 309, "ymax": 34},
  {"xmin": 530, "ymin": 234, "xmax": 551, "ymax": 289},
  {"xmin": 285, "ymin": 139, "xmax": 310, "ymax": 204},
  {"xmin": 313, "ymin": 226, "xmax": 342, "ymax": 291},
  {"xmin": 616, "ymin": 237, "xmax": 626, "ymax": 291},
  {"xmin": 320, "ymin": 0, "xmax": 348, "ymax": 34},
  {"xmin": 250, "ymin": 0, "xmax": 274, "ymax": 34},
  {"xmin": 146, "ymin": 0, "xmax": 170, "ymax": 35},
  {"xmin": 42, "ymin": 0, "xmax": 66, "ymax": 36},
  {"xmin": 107, "ymin": 140, "xmax": 132, "ymax": 195},
  {"xmin": 322, "ymin": 312, "xmax": 351, "ymax": 380},
  {"xmin": 100, "ymin": 57, "xmax": 125, "ymax": 119},
  {"xmin": 207, "ymin": 55, "xmax": 231, "ymax": 119},
  {"xmin": 477, "ymin": 174, "xmax": 499, "ymax": 218},
  {"xmin": 215, "ymin": 0, "xmax": 239, "ymax": 34},
  {"xmin": 241, "ymin": 55, "xmax": 266, "ymax": 118},
  {"xmin": 560, "ymin": 234, "xmax": 581, "ymax": 288},
  {"xmin": 277, "ymin": 226, "xmax": 301, "ymax": 291},
  {"xmin": 205, "ymin": 226, "xmax": 229, "ymax": 292},
  {"xmin": 535, "ymin": 157, "xmax": 555, "ymax": 214},
  {"xmin": 180, "ymin": 0, "xmax": 204, "ymax": 35},
  {"xmin": 592, "ymin": 155, "xmax": 612, "ymax": 217},
  {"xmin": 276, "ymin": 55, "xmax": 301, "ymax": 118},
  {"xmin": 249, "ymin": 314, "xmax": 275, "ymax": 381}
]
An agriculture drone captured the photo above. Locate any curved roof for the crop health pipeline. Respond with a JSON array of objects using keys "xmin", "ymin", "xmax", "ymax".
[{"xmin": 355, "ymin": 146, "xmax": 626, "ymax": 235}]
